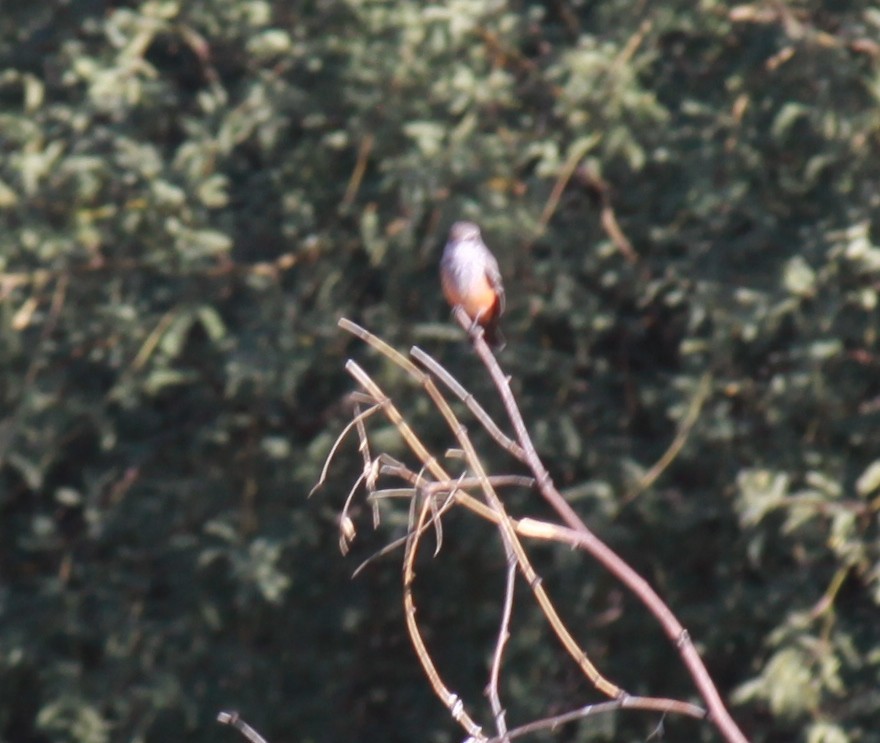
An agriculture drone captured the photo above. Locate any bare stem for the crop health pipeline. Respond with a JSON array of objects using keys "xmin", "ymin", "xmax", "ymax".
[{"xmin": 486, "ymin": 557, "xmax": 516, "ymax": 742}]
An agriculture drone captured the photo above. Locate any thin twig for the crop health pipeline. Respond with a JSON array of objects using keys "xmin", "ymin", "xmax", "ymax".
[
  {"xmin": 405, "ymin": 477, "xmax": 487, "ymax": 740},
  {"xmin": 486, "ymin": 556, "xmax": 516, "ymax": 742},
  {"xmin": 483, "ymin": 694, "xmax": 706, "ymax": 743},
  {"xmin": 538, "ymin": 134, "xmax": 602, "ymax": 234},
  {"xmin": 453, "ymin": 307, "xmax": 589, "ymax": 533},
  {"xmin": 623, "ymin": 373, "xmax": 712, "ymax": 504},
  {"xmin": 411, "ymin": 346, "xmax": 526, "ymax": 460},
  {"xmin": 380, "ymin": 465, "xmax": 536, "ymax": 495},
  {"xmin": 355, "ymin": 402, "xmax": 382, "ymax": 528},
  {"xmin": 310, "ymin": 401, "xmax": 380, "ymax": 498},
  {"xmin": 217, "ymin": 711, "xmax": 269, "ymax": 743},
  {"xmin": 341, "ymin": 133, "xmax": 374, "ymax": 209}
]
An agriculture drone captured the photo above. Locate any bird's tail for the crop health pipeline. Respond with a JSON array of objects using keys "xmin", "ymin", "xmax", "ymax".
[{"xmin": 483, "ymin": 318, "xmax": 506, "ymax": 351}]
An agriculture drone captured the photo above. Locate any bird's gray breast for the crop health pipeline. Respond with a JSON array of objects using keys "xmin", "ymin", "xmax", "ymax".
[{"xmin": 442, "ymin": 240, "xmax": 490, "ymax": 291}]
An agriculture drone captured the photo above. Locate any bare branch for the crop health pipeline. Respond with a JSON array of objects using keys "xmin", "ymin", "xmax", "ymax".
[
  {"xmin": 455, "ymin": 310, "xmax": 748, "ymax": 743},
  {"xmin": 323, "ymin": 318, "xmax": 748, "ymax": 742}
]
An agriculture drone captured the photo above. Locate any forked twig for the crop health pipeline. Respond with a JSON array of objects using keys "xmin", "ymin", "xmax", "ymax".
[{"xmin": 346, "ymin": 358, "xmax": 631, "ymax": 735}]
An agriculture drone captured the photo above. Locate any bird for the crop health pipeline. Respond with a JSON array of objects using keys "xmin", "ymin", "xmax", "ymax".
[{"xmin": 440, "ymin": 221, "xmax": 506, "ymax": 349}]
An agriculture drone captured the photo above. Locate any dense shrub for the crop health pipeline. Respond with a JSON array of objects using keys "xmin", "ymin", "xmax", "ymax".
[{"xmin": 2, "ymin": 2, "xmax": 879, "ymax": 741}]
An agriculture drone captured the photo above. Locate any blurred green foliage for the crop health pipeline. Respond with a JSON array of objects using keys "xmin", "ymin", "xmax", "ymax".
[{"xmin": 2, "ymin": 1, "xmax": 880, "ymax": 741}]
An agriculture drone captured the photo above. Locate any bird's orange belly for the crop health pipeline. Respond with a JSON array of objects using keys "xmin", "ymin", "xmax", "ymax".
[{"xmin": 442, "ymin": 273, "xmax": 498, "ymax": 324}]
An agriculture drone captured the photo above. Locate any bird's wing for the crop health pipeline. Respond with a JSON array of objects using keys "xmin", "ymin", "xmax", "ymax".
[{"xmin": 485, "ymin": 253, "xmax": 505, "ymax": 315}]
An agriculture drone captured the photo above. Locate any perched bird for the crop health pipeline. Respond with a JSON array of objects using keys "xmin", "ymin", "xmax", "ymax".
[{"xmin": 440, "ymin": 221, "xmax": 505, "ymax": 349}]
